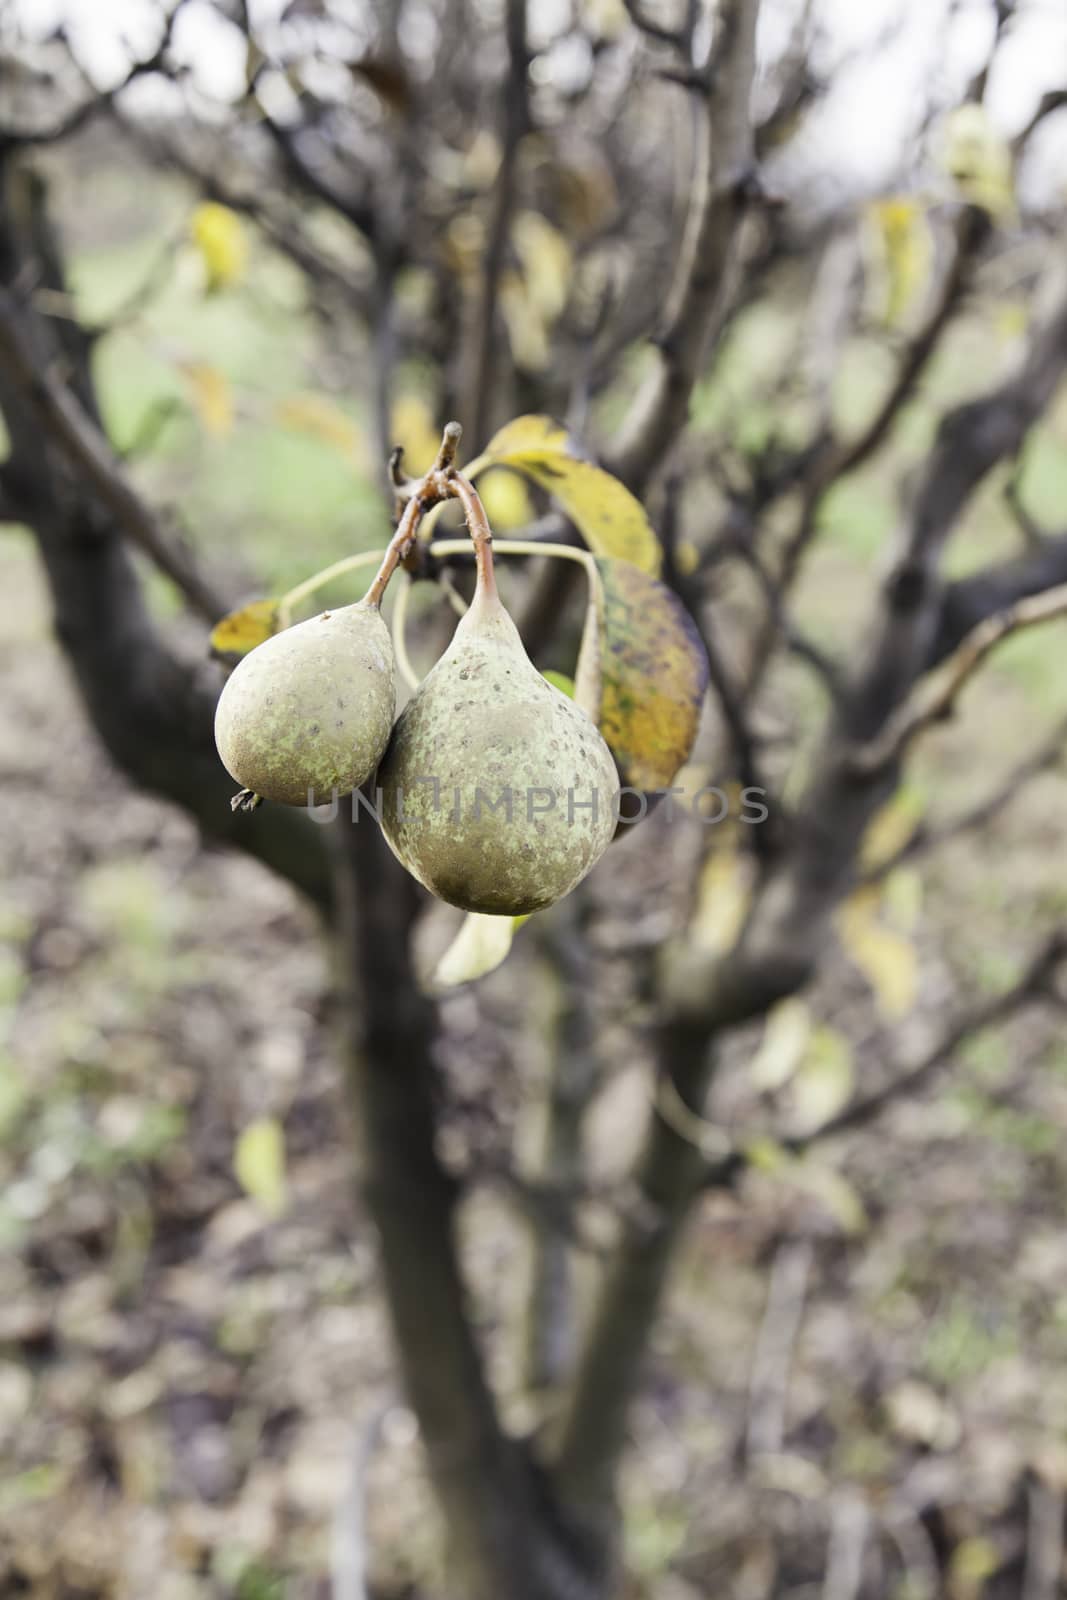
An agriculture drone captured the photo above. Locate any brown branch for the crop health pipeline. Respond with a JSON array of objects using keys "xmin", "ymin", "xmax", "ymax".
[
  {"xmin": 787, "ymin": 931, "xmax": 1067, "ymax": 1150},
  {"xmin": 524, "ymin": 903, "xmax": 602, "ymax": 1393},
  {"xmin": 0, "ymin": 285, "xmax": 226, "ymax": 620},
  {"xmin": 849, "ymin": 581, "xmax": 1067, "ymax": 776},
  {"xmin": 864, "ymin": 708, "xmax": 1067, "ymax": 882},
  {"xmin": 768, "ymin": 205, "xmax": 989, "ymax": 616},
  {"xmin": 0, "ymin": 1, "xmax": 191, "ymax": 153},
  {"xmin": 460, "ymin": 0, "xmax": 528, "ymax": 445},
  {"xmin": 609, "ymin": 0, "xmax": 763, "ymax": 495},
  {"xmin": 1012, "ymin": 88, "xmax": 1067, "ymax": 158},
  {"xmin": 926, "ymin": 530, "xmax": 1067, "ymax": 667},
  {"xmin": 621, "ymin": 0, "xmax": 686, "ymax": 49}
]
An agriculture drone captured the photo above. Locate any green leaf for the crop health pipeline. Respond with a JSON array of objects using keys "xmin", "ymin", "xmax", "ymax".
[
  {"xmin": 470, "ymin": 415, "xmax": 662, "ymax": 574},
  {"xmin": 542, "ymin": 669, "xmax": 575, "ymax": 698},
  {"xmin": 431, "ymin": 912, "xmax": 524, "ymax": 989},
  {"xmin": 594, "ymin": 556, "xmax": 709, "ymax": 791},
  {"xmin": 233, "ymin": 1118, "xmax": 287, "ymax": 1217},
  {"xmin": 210, "ymin": 599, "xmax": 281, "ymax": 660}
]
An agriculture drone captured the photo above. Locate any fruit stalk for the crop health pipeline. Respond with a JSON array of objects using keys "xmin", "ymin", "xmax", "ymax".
[
  {"xmin": 447, "ymin": 472, "xmax": 498, "ymax": 603},
  {"xmin": 363, "ymin": 491, "xmax": 427, "ymax": 609}
]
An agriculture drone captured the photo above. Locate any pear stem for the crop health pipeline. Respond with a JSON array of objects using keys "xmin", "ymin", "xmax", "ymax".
[
  {"xmin": 363, "ymin": 491, "xmax": 427, "ymax": 608},
  {"xmin": 447, "ymin": 472, "xmax": 498, "ymax": 601}
]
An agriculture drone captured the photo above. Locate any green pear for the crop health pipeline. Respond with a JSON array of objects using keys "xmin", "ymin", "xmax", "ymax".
[
  {"xmin": 215, "ymin": 600, "xmax": 395, "ymax": 805},
  {"xmin": 378, "ymin": 587, "xmax": 617, "ymax": 914}
]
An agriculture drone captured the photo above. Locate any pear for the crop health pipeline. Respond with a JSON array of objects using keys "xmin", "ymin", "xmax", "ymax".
[
  {"xmin": 378, "ymin": 586, "xmax": 617, "ymax": 915},
  {"xmin": 215, "ymin": 600, "xmax": 395, "ymax": 806}
]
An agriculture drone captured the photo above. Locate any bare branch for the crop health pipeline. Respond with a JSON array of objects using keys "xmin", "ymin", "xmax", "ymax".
[
  {"xmin": 621, "ymin": 0, "xmax": 686, "ymax": 50},
  {"xmin": 850, "ymin": 582, "xmax": 1067, "ymax": 776},
  {"xmin": 1012, "ymin": 88, "xmax": 1067, "ymax": 158},
  {"xmin": 460, "ymin": 0, "xmax": 528, "ymax": 444},
  {"xmin": 610, "ymin": 0, "xmax": 763, "ymax": 494},
  {"xmin": 745, "ymin": 1238, "xmax": 814, "ymax": 1462},
  {"xmin": 0, "ymin": 286, "xmax": 226, "ymax": 620},
  {"xmin": 864, "ymin": 709, "xmax": 1067, "ymax": 882},
  {"xmin": 0, "ymin": 1, "xmax": 190, "ymax": 153},
  {"xmin": 927, "ymin": 531, "xmax": 1067, "ymax": 667},
  {"xmin": 1022, "ymin": 1476, "xmax": 1065, "ymax": 1600},
  {"xmin": 789, "ymin": 931, "xmax": 1067, "ymax": 1149}
]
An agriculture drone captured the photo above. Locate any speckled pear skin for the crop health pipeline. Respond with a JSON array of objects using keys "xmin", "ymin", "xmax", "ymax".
[
  {"xmin": 378, "ymin": 589, "xmax": 618, "ymax": 915},
  {"xmin": 214, "ymin": 600, "xmax": 395, "ymax": 806}
]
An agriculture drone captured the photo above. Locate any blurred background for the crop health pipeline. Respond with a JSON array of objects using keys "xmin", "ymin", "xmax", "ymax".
[{"xmin": 2, "ymin": 1, "xmax": 1067, "ymax": 1597}]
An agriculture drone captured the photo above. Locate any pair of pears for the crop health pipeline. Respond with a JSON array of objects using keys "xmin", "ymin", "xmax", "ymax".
[{"xmin": 214, "ymin": 584, "xmax": 618, "ymax": 916}]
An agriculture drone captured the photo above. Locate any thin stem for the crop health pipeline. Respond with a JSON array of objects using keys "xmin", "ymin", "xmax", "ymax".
[
  {"xmin": 428, "ymin": 537, "xmax": 597, "ymax": 580},
  {"xmin": 448, "ymin": 473, "xmax": 498, "ymax": 600},
  {"xmin": 279, "ymin": 548, "xmax": 387, "ymax": 626},
  {"xmin": 363, "ymin": 493, "xmax": 428, "ymax": 608}
]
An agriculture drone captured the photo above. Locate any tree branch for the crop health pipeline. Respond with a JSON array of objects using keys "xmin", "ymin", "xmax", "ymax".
[
  {"xmin": 787, "ymin": 930, "xmax": 1067, "ymax": 1149},
  {"xmin": 849, "ymin": 581, "xmax": 1067, "ymax": 775},
  {"xmin": 0, "ymin": 285, "xmax": 227, "ymax": 620},
  {"xmin": 461, "ymin": 0, "xmax": 528, "ymax": 445},
  {"xmin": 609, "ymin": 0, "xmax": 762, "ymax": 495}
]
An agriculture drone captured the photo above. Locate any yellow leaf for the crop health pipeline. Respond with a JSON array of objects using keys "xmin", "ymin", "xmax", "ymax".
[
  {"xmin": 751, "ymin": 997, "xmax": 811, "ymax": 1092},
  {"xmin": 949, "ymin": 1536, "xmax": 1000, "ymax": 1600},
  {"xmin": 691, "ymin": 846, "xmax": 754, "ymax": 957},
  {"xmin": 838, "ymin": 888, "xmax": 919, "ymax": 1019},
  {"xmin": 471, "ymin": 415, "xmax": 663, "ymax": 574},
  {"xmin": 744, "ymin": 1136, "xmax": 788, "ymax": 1172},
  {"xmin": 275, "ymin": 393, "xmax": 363, "ymax": 459},
  {"xmin": 392, "ymin": 395, "xmax": 442, "ymax": 475},
  {"xmin": 883, "ymin": 865, "xmax": 923, "ymax": 934},
  {"xmin": 499, "ymin": 271, "xmax": 551, "ymax": 372},
  {"xmin": 595, "ymin": 556, "xmax": 709, "ymax": 790},
  {"xmin": 859, "ymin": 785, "xmax": 924, "ymax": 871},
  {"xmin": 233, "ymin": 1118, "xmax": 287, "ymax": 1217},
  {"xmin": 675, "ymin": 539, "xmax": 700, "ymax": 576},
  {"xmin": 477, "ymin": 467, "xmax": 535, "ymax": 531},
  {"xmin": 210, "ymin": 599, "xmax": 281, "ymax": 660},
  {"xmin": 512, "ymin": 211, "xmax": 572, "ymax": 324},
  {"xmin": 463, "ymin": 129, "xmax": 502, "ymax": 190},
  {"xmin": 866, "ymin": 196, "xmax": 934, "ymax": 327},
  {"xmin": 940, "ymin": 104, "xmax": 1015, "ymax": 221},
  {"xmin": 181, "ymin": 362, "xmax": 233, "ymax": 436},
  {"xmin": 190, "ymin": 202, "xmax": 248, "ymax": 291},
  {"xmin": 790, "ymin": 1026, "xmax": 853, "ymax": 1133},
  {"xmin": 431, "ymin": 912, "xmax": 521, "ymax": 989}
]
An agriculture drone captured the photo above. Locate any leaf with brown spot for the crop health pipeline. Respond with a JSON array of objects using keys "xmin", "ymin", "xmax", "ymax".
[
  {"xmin": 594, "ymin": 557, "xmax": 708, "ymax": 791},
  {"xmin": 210, "ymin": 600, "xmax": 280, "ymax": 661}
]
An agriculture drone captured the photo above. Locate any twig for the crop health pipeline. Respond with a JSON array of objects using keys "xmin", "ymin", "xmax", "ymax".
[
  {"xmin": 0, "ymin": 286, "xmax": 227, "ymax": 621},
  {"xmin": 610, "ymin": 0, "xmax": 762, "ymax": 494},
  {"xmin": 461, "ymin": 0, "xmax": 528, "ymax": 443},
  {"xmin": 787, "ymin": 931, "xmax": 1067, "ymax": 1151},
  {"xmin": 849, "ymin": 582, "xmax": 1067, "ymax": 775},
  {"xmin": 621, "ymin": 0, "xmax": 686, "ymax": 49},
  {"xmin": 0, "ymin": 1, "xmax": 190, "ymax": 152},
  {"xmin": 745, "ymin": 1237, "xmax": 814, "ymax": 1461},
  {"xmin": 331, "ymin": 1399, "xmax": 395, "ymax": 1600},
  {"xmin": 863, "ymin": 709, "xmax": 1067, "ymax": 882},
  {"xmin": 822, "ymin": 1491, "xmax": 871, "ymax": 1600},
  {"xmin": 1022, "ymin": 1476, "xmax": 1065, "ymax": 1600}
]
